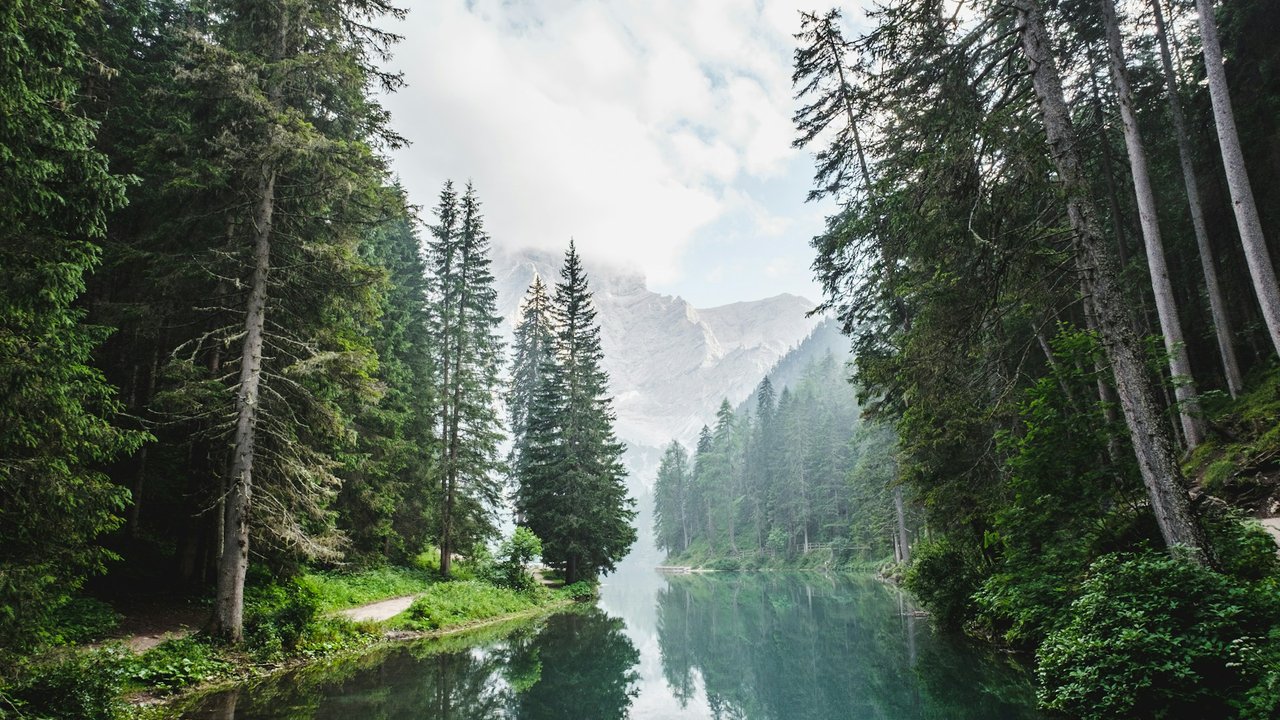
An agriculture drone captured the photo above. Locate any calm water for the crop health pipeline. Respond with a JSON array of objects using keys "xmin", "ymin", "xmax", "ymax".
[{"xmin": 182, "ymin": 565, "xmax": 1041, "ymax": 719}]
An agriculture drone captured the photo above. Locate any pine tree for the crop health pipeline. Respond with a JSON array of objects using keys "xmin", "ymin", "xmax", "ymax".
[
  {"xmin": 340, "ymin": 209, "xmax": 438, "ymax": 560},
  {"xmin": 508, "ymin": 275, "xmax": 555, "ymax": 483},
  {"xmin": 1015, "ymin": 0, "xmax": 1207, "ymax": 563},
  {"xmin": 426, "ymin": 182, "xmax": 506, "ymax": 578},
  {"xmin": 0, "ymin": 0, "xmax": 145, "ymax": 654},
  {"xmin": 188, "ymin": 0, "xmax": 407, "ymax": 641},
  {"xmin": 652, "ymin": 441, "xmax": 691, "ymax": 554},
  {"xmin": 516, "ymin": 242, "xmax": 636, "ymax": 584}
]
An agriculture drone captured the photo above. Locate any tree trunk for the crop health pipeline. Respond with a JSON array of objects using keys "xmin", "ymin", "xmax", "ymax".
[
  {"xmin": 1016, "ymin": 0, "xmax": 1207, "ymax": 563},
  {"xmin": 1195, "ymin": 0, "xmax": 1280, "ymax": 357},
  {"xmin": 893, "ymin": 485, "xmax": 911, "ymax": 564},
  {"xmin": 1087, "ymin": 56, "xmax": 1132, "ymax": 268},
  {"xmin": 1151, "ymin": 0, "xmax": 1243, "ymax": 397},
  {"xmin": 1100, "ymin": 0, "xmax": 1204, "ymax": 448},
  {"xmin": 212, "ymin": 168, "xmax": 277, "ymax": 642}
]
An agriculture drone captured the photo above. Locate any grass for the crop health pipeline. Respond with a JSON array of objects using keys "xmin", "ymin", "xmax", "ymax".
[
  {"xmin": 300, "ymin": 566, "xmax": 435, "ymax": 613},
  {"xmin": 393, "ymin": 581, "xmax": 546, "ymax": 631}
]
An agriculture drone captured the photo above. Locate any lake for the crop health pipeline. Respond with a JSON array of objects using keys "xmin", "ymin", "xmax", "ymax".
[{"xmin": 181, "ymin": 564, "xmax": 1041, "ymax": 719}]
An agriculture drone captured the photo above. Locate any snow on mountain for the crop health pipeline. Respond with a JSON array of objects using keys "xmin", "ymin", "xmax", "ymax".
[{"xmin": 492, "ymin": 246, "xmax": 823, "ymax": 489}]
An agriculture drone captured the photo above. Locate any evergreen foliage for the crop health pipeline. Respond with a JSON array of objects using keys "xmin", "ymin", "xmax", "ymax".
[
  {"xmin": 0, "ymin": 0, "xmax": 144, "ymax": 657},
  {"xmin": 655, "ymin": 355, "xmax": 898, "ymax": 565},
  {"xmin": 425, "ymin": 182, "xmax": 506, "ymax": 577},
  {"xmin": 513, "ymin": 243, "xmax": 636, "ymax": 584}
]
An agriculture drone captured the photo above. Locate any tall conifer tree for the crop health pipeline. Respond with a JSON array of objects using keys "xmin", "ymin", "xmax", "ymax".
[
  {"xmin": 516, "ymin": 242, "xmax": 635, "ymax": 583},
  {"xmin": 426, "ymin": 182, "xmax": 505, "ymax": 577},
  {"xmin": 507, "ymin": 275, "xmax": 555, "ymax": 482}
]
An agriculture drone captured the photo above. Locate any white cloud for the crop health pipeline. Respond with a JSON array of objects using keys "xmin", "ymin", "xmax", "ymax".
[{"xmin": 379, "ymin": 0, "xmax": 831, "ymax": 293}]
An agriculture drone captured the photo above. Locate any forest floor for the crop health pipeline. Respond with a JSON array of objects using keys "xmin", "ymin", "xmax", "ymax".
[{"xmin": 96, "ymin": 599, "xmax": 206, "ymax": 653}]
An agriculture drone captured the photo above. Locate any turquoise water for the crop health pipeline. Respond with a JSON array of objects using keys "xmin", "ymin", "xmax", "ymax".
[{"xmin": 182, "ymin": 568, "xmax": 1040, "ymax": 719}]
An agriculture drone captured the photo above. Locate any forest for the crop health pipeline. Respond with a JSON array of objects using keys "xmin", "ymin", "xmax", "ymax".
[
  {"xmin": 653, "ymin": 353, "xmax": 909, "ymax": 567},
  {"xmin": 7, "ymin": 0, "xmax": 1280, "ymax": 716},
  {"xmin": 774, "ymin": 0, "xmax": 1280, "ymax": 717},
  {"xmin": 1, "ymin": 0, "xmax": 633, "ymax": 715}
]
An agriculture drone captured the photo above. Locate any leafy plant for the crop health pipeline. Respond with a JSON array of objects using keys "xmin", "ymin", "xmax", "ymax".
[
  {"xmin": 129, "ymin": 637, "xmax": 230, "ymax": 693},
  {"xmin": 2, "ymin": 647, "xmax": 130, "ymax": 720},
  {"xmin": 561, "ymin": 581, "xmax": 597, "ymax": 601},
  {"xmin": 903, "ymin": 536, "xmax": 981, "ymax": 631},
  {"xmin": 1037, "ymin": 550, "xmax": 1280, "ymax": 719},
  {"xmin": 244, "ymin": 578, "xmax": 322, "ymax": 659},
  {"xmin": 492, "ymin": 527, "xmax": 543, "ymax": 592}
]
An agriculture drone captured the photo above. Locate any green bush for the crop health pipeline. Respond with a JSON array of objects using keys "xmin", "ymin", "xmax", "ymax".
[
  {"xmin": 492, "ymin": 527, "xmax": 542, "ymax": 592},
  {"xmin": 244, "ymin": 578, "xmax": 322, "ymax": 659},
  {"xmin": 46, "ymin": 597, "xmax": 121, "ymax": 646},
  {"xmin": 708, "ymin": 556, "xmax": 741, "ymax": 572},
  {"xmin": 129, "ymin": 636, "xmax": 230, "ymax": 693},
  {"xmin": 2, "ymin": 647, "xmax": 129, "ymax": 720},
  {"xmin": 903, "ymin": 536, "xmax": 981, "ymax": 631},
  {"xmin": 1037, "ymin": 551, "xmax": 1280, "ymax": 719},
  {"xmin": 561, "ymin": 581, "xmax": 597, "ymax": 601}
]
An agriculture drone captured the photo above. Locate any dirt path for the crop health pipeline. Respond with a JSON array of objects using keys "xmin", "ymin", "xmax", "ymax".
[
  {"xmin": 339, "ymin": 594, "xmax": 418, "ymax": 623},
  {"xmin": 99, "ymin": 601, "xmax": 206, "ymax": 653},
  {"xmin": 100, "ymin": 594, "xmax": 421, "ymax": 653},
  {"xmin": 1259, "ymin": 517, "xmax": 1280, "ymax": 550}
]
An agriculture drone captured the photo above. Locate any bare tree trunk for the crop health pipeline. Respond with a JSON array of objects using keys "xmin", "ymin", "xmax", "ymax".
[
  {"xmin": 127, "ymin": 344, "xmax": 160, "ymax": 536},
  {"xmin": 1100, "ymin": 0, "xmax": 1204, "ymax": 448},
  {"xmin": 1087, "ymin": 56, "xmax": 1132, "ymax": 268},
  {"xmin": 893, "ymin": 485, "xmax": 911, "ymax": 564},
  {"xmin": 1195, "ymin": 0, "xmax": 1280, "ymax": 357},
  {"xmin": 213, "ymin": 168, "xmax": 277, "ymax": 642},
  {"xmin": 1017, "ymin": 0, "xmax": 1207, "ymax": 563},
  {"xmin": 1151, "ymin": 0, "xmax": 1243, "ymax": 397}
]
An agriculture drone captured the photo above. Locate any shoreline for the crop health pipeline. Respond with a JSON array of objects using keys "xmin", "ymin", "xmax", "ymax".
[{"xmin": 135, "ymin": 596, "xmax": 576, "ymax": 717}]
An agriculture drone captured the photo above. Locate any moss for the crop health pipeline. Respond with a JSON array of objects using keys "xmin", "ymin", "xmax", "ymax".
[{"xmin": 1185, "ymin": 367, "xmax": 1280, "ymax": 506}]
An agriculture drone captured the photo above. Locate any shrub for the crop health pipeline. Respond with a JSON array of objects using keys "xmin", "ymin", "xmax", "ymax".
[
  {"xmin": 903, "ymin": 536, "xmax": 981, "ymax": 631},
  {"xmin": 1037, "ymin": 550, "xmax": 1279, "ymax": 719},
  {"xmin": 46, "ymin": 597, "xmax": 121, "ymax": 646},
  {"xmin": 561, "ymin": 581, "xmax": 597, "ymax": 601},
  {"xmin": 493, "ymin": 527, "xmax": 542, "ymax": 592},
  {"xmin": 129, "ymin": 636, "xmax": 231, "ymax": 693},
  {"xmin": 2, "ymin": 647, "xmax": 129, "ymax": 720},
  {"xmin": 708, "ymin": 556, "xmax": 741, "ymax": 572},
  {"xmin": 244, "ymin": 578, "xmax": 322, "ymax": 659}
]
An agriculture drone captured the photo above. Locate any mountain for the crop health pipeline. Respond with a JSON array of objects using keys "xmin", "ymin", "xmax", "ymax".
[
  {"xmin": 492, "ymin": 246, "xmax": 824, "ymax": 488},
  {"xmin": 735, "ymin": 318, "xmax": 851, "ymax": 417}
]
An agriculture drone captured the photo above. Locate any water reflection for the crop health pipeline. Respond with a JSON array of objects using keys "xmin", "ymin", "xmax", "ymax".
[
  {"xmin": 186, "ymin": 607, "xmax": 638, "ymax": 720},
  {"xmin": 184, "ymin": 573, "xmax": 1039, "ymax": 719},
  {"xmin": 650, "ymin": 574, "xmax": 1038, "ymax": 719}
]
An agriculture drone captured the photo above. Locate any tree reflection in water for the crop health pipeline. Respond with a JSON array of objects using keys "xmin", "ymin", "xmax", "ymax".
[
  {"xmin": 654, "ymin": 573, "xmax": 1040, "ymax": 720},
  {"xmin": 182, "ymin": 606, "xmax": 638, "ymax": 720}
]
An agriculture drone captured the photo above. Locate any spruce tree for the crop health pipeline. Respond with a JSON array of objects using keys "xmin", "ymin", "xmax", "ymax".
[
  {"xmin": 0, "ymin": 0, "xmax": 144, "ymax": 654},
  {"xmin": 653, "ymin": 441, "xmax": 691, "ymax": 554},
  {"xmin": 516, "ymin": 242, "xmax": 635, "ymax": 583},
  {"xmin": 426, "ymin": 182, "xmax": 506, "ymax": 577},
  {"xmin": 507, "ymin": 275, "xmax": 555, "ymax": 483}
]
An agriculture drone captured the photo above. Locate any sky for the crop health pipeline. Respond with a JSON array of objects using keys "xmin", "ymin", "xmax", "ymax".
[{"xmin": 377, "ymin": 0, "xmax": 841, "ymax": 309}]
